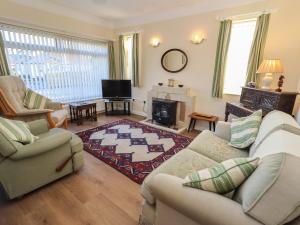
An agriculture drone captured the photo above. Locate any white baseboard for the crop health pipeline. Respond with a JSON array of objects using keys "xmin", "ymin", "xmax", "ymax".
[{"xmin": 132, "ymin": 110, "xmax": 147, "ymax": 117}]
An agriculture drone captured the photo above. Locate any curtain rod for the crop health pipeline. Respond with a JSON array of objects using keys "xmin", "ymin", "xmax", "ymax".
[
  {"xmin": 0, "ymin": 16, "xmax": 115, "ymax": 43},
  {"xmin": 216, "ymin": 9, "xmax": 277, "ymax": 21}
]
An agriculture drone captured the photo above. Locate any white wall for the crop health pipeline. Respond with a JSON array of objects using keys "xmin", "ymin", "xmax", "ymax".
[
  {"xmin": 116, "ymin": 0, "xmax": 300, "ymax": 129},
  {"xmin": 0, "ymin": 0, "xmax": 115, "ymax": 40}
]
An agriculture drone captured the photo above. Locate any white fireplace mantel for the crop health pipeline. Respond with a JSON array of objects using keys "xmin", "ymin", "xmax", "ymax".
[{"xmin": 144, "ymin": 85, "xmax": 196, "ymax": 133}]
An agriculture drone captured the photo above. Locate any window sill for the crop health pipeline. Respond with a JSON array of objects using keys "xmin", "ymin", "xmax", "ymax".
[{"xmin": 223, "ymin": 92, "xmax": 241, "ymax": 96}]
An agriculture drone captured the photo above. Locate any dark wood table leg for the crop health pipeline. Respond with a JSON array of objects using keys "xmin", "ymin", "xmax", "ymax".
[
  {"xmin": 188, "ymin": 118, "xmax": 194, "ymax": 132},
  {"xmin": 213, "ymin": 122, "xmax": 216, "ymax": 131},
  {"xmin": 128, "ymin": 102, "xmax": 131, "ymax": 115},
  {"xmin": 192, "ymin": 119, "xmax": 196, "ymax": 131},
  {"xmin": 225, "ymin": 111, "xmax": 229, "ymax": 122},
  {"xmin": 93, "ymin": 104, "xmax": 97, "ymax": 121},
  {"xmin": 77, "ymin": 108, "xmax": 83, "ymax": 126},
  {"xmin": 209, "ymin": 121, "xmax": 212, "ymax": 131},
  {"xmin": 105, "ymin": 102, "xmax": 108, "ymax": 116}
]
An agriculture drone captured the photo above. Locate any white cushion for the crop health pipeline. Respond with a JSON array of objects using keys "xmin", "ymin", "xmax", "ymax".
[{"xmin": 249, "ymin": 110, "xmax": 300, "ymax": 156}]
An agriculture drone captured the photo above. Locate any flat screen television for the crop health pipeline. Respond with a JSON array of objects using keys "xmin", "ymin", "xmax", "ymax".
[{"xmin": 102, "ymin": 80, "xmax": 132, "ymax": 100}]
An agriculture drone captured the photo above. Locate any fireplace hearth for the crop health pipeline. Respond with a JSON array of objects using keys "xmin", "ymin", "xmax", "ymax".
[{"xmin": 152, "ymin": 98, "xmax": 177, "ymax": 127}]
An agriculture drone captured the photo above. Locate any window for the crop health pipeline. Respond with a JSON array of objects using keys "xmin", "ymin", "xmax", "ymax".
[
  {"xmin": 223, "ymin": 19, "xmax": 257, "ymax": 95},
  {"xmin": 123, "ymin": 35, "xmax": 133, "ymax": 80},
  {"xmin": 0, "ymin": 24, "xmax": 109, "ymax": 103}
]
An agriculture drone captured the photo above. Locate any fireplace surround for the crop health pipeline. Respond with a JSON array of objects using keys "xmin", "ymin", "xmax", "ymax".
[{"xmin": 143, "ymin": 85, "xmax": 196, "ymax": 133}]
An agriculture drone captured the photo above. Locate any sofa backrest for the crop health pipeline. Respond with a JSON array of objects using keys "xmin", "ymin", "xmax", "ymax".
[
  {"xmin": 253, "ymin": 129, "xmax": 300, "ymax": 159},
  {"xmin": 249, "ymin": 110, "xmax": 300, "ymax": 157},
  {"xmin": 234, "ymin": 153, "xmax": 300, "ymax": 225},
  {"xmin": 0, "ymin": 76, "xmax": 27, "ymax": 113}
]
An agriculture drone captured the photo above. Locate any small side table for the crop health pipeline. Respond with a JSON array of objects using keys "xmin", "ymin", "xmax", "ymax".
[
  {"xmin": 69, "ymin": 102, "xmax": 97, "ymax": 125},
  {"xmin": 188, "ymin": 113, "xmax": 218, "ymax": 132}
]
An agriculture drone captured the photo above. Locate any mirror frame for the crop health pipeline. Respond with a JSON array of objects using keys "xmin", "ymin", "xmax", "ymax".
[{"xmin": 161, "ymin": 48, "xmax": 188, "ymax": 73}]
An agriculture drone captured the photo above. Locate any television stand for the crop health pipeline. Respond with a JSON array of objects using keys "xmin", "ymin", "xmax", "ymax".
[{"xmin": 104, "ymin": 99, "xmax": 131, "ymax": 116}]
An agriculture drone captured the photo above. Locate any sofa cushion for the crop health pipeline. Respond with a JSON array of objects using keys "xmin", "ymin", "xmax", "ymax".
[
  {"xmin": 183, "ymin": 157, "xmax": 259, "ymax": 194},
  {"xmin": 234, "ymin": 153, "xmax": 300, "ymax": 225},
  {"xmin": 229, "ymin": 110, "xmax": 262, "ymax": 149},
  {"xmin": 24, "ymin": 89, "xmax": 49, "ymax": 110},
  {"xmin": 0, "ymin": 117, "xmax": 37, "ymax": 144},
  {"xmin": 253, "ymin": 129, "xmax": 300, "ymax": 159},
  {"xmin": 249, "ymin": 110, "xmax": 300, "ymax": 157},
  {"xmin": 188, "ymin": 130, "xmax": 249, "ymax": 163},
  {"xmin": 141, "ymin": 148, "xmax": 217, "ymax": 205}
]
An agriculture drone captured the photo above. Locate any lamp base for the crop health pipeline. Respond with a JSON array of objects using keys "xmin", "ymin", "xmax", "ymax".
[{"xmin": 261, "ymin": 73, "xmax": 273, "ymax": 90}]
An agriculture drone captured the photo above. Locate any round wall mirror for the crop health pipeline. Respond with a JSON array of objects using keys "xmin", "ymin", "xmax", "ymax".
[{"xmin": 161, "ymin": 49, "xmax": 188, "ymax": 73}]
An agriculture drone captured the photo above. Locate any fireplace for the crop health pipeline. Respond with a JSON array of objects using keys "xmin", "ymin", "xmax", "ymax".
[{"xmin": 152, "ymin": 98, "xmax": 177, "ymax": 127}]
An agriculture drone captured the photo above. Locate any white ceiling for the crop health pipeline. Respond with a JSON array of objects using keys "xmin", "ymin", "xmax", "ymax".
[{"xmin": 10, "ymin": 0, "xmax": 265, "ymax": 28}]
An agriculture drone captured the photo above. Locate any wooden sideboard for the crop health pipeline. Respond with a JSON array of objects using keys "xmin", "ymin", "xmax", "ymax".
[{"xmin": 225, "ymin": 87, "xmax": 298, "ymax": 121}]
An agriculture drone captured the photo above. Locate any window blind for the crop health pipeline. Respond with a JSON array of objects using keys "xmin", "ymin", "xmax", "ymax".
[{"xmin": 0, "ymin": 24, "xmax": 109, "ymax": 103}]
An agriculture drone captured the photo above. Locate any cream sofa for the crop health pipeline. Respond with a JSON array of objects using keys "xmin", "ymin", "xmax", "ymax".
[{"xmin": 140, "ymin": 110, "xmax": 300, "ymax": 225}]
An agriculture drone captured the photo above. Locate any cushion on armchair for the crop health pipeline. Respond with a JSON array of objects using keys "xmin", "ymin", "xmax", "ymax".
[
  {"xmin": 0, "ymin": 117, "xmax": 37, "ymax": 144},
  {"xmin": 23, "ymin": 89, "xmax": 49, "ymax": 109}
]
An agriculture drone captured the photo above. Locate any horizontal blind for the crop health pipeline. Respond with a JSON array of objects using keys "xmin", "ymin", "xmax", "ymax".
[{"xmin": 0, "ymin": 24, "xmax": 108, "ymax": 103}]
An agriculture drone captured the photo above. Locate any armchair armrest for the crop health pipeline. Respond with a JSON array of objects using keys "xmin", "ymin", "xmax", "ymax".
[
  {"xmin": 15, "ymin": 109, "xmax": 53, "ymax": 116},
  {"xmin": 27, "ymin": 119, "xmax": 49, "ymax": 135},
  {"xmin": 215, "ymin": 121, "xmax": 231, "ymax": 141},
  {"xmin": 151, "ymin": 174, "xmax": 261, "ymax": 225},
  {"xmin": 47, "ymin": 101, "xmax": 63, "ymax": 110},
  {"xmin": 10, "ymin": 131, "xmax": 72, "ymax": 160}
]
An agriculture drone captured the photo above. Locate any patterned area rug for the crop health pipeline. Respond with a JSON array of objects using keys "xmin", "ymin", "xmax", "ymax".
[{"xmin": 77, "ymin": 119, "xmax": 192, "ymax": 184}]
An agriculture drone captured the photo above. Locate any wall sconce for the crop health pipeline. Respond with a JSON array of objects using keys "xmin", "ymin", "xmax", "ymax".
[
  {"xmin": 191, "ymin": 33, "xmax": 205, "ymax": 44},
  {"xmin": 150, "ymin": 38, "xmax": 160, "ymax": 47}
]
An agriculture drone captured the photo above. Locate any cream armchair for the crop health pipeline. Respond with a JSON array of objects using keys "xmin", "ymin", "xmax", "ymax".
[{"xmin": 0, "ymin": 76, "xmax": 68, "ymax": 128}]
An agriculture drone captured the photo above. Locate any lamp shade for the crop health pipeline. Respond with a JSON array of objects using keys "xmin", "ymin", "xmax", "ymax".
[{"xmin": 257, "ymin": 59, "xmax": 284, "ymax": 74}]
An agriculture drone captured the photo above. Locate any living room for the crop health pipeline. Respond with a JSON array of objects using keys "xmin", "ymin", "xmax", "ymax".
[{"xmin": 0, "ymin": 0, "xmax": 300, "ymax": 225}]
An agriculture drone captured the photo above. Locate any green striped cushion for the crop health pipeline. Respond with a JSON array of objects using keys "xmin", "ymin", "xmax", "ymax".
[
  {"xmin": 229, "ymin": 110, "xmax": 262, "ymax": 149},
  {"xmin": 0, "ymin": 117, "xmax": 37, "ymax": 144},
  {"xmin": 23, "ymin": 89, "xmax": 49, "ymax": 109},
  {"xmin": 183, "ymin": 157, "xmax": 259, "ymax": 194}
]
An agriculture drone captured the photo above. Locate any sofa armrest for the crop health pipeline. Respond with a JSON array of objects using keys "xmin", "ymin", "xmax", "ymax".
[
  {"xmin": 215, "ymin": 121, "xmax": 231, "ymax": 141},
  {"xmin": 27, "ymin": 119, "xmax": 49, "ymax": 135},
  {"xmin": 47, "ymin": 101, "xmax": 63, "ymax": 110},
  {"xmin": 10, "ymin": 131, "xmax": 72, "ymax": 160},
  {"xmin": 151, "ymin": 174, "xmax": 262, "ymax": 225},
  {"xmin": 15, "ymin": 109, "xmax": 53, "ymax": 116}
]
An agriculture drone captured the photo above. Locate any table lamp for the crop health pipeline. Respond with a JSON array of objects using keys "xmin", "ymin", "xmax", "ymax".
[{"xmin": 256, "ymin": 59, "xmax": 284, "ymax": 90}]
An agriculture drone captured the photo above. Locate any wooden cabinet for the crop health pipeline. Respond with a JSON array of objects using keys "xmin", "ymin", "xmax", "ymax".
[{"xmin": 225, "ymin": 87, "xmax": 298, "ymax": 121}]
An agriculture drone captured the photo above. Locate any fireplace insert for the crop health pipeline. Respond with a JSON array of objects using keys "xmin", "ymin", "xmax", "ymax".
[{"xmin": 152, "ymin": 98, "xmax": 177, "ymax": 127}]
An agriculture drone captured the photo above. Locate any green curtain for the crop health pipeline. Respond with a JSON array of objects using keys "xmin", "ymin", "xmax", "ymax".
[
  {"xmin": 245, "ymin": 14, "xmax": 270, "ymax": 85},
  {"xmin": 0, "ymin": 32, "xmax": 10, "ymax": 76},
  {"xmin": 132, "ymin": 33, "xmax": 140, "ymax": 87},
  {"xmin": 108, "ymin": 41, "xmax": 116, "ymax": 79},
  {"xmin": 119, "ymin": 35, "xmax": 126, "ymax": 80},
  {"xmin": 211, "ymin": 20, "xmax": 232, "ymax": 98}
]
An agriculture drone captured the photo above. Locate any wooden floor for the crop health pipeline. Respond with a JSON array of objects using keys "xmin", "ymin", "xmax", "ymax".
[{"xmin": 0, "ymin": 114, "xmax": 199, "ymax": 225}]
